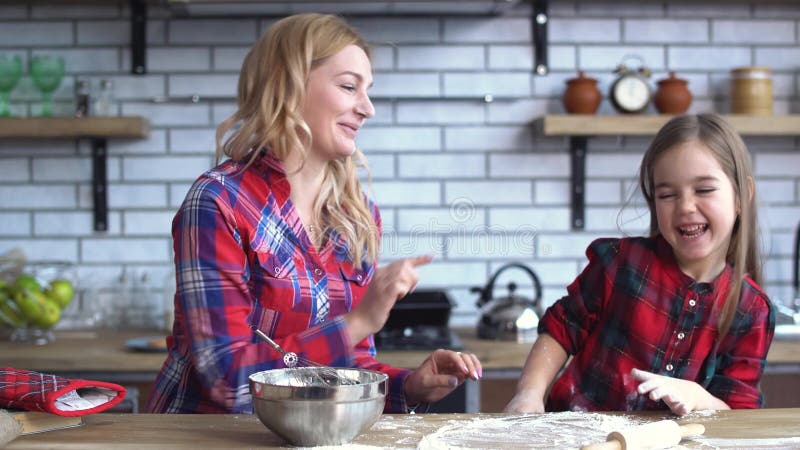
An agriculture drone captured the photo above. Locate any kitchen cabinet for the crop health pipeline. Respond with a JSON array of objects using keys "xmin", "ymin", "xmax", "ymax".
[
  {"xmin": 0, "ymin": 116, "xmax": 150, "ymax": 231},
  {"xmin": 57, "ymin": 0, "xmax": 531, "ymax": 75},
  {"xmin": 0, "ymin": 328, "xmax": 531, "ymax": 413},
  {"xmin": 3, "ymin": 328, "xmax": 798, "ymax": 412},
  {"xmin": 534, "ymin": 114, "xmax": 800, "ymax": 230},
  {"xmin": 160, "ymin": 0, "xmax": 538, "ymax": 72},
  {"xmin": 165, "ymin": 0, "xmax": 522, "ymax": 16}
]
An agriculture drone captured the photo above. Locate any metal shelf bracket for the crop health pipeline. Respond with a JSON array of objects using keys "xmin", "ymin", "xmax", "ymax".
[
  {"xmin": 91, "ymin": 139, "xmax": 108, "ymax": 232},
  {"xmin": 131, "ymin": 0, "xmax": 147, "ymax": 74},
  {"xmin": 532, "ymin": 0, "xmax": 548, "ymax": 75},
  {"xmin": 570, "ymin": 137, "xmax": 587, "ymax": 230}
]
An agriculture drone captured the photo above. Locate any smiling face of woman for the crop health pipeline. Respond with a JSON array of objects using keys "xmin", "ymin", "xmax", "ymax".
[
  {"xmin": 301, "ymin": 44, "xmax": 375, "ymax": 164},
  {"xmin": 652, "ymin": 140, "xmax": 739, "ymax": 282}
]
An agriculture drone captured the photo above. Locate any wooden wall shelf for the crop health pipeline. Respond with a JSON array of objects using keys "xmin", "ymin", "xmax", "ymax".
[
  {"xmin": 0, "ymin": 117, "xmax": 149, "ymax": 139},
  {"xmin": 0, "ymin": 116, "xmax": 151, "ymax": 232},
  {"xmin": 536, "ymin": 114, "xmax": 800, "ymax": 137},
  {"xmin": 534, "ymin": 114, "xmax": 800, "ymax": 230}
]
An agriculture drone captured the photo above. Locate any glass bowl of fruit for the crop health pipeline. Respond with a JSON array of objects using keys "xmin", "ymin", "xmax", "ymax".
[{"xmin": 0, "ymin": 262, "xmax": 77, "ymax": 345}]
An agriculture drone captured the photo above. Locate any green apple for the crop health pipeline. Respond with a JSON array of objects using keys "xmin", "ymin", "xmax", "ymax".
[
  {"xmin": 11, "ymin": 288, "xmax": 45, "ymax": 323},
  {"xmin": 14, "ymin": 274, "xmax": 42, "ymax": 293},
  {"xmin": 0, "ymin": 294, "xmax": 27, "ymax": 328},
  {"xmin": 45, "ymin": 279, "xmax": 75, "ymax": 309},
  {"xmin": 31, "ymin": 296, "xmax": 61, "ymax": 329}
]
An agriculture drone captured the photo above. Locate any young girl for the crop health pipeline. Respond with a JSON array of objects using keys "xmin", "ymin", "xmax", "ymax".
[{"xmin": 505, "ymin": 114, "xmax": 774, "ymax": 415}]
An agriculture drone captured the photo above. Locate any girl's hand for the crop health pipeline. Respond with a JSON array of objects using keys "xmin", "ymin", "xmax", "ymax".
[
  {"xmin": 404, "ymin": 349, "xmax": 482, "ymax": 405},
  {"xmin": 631, "ymin": 368, "xmax": 729, "ymax": 415},
  {"xmin": 504, "ymin": 388, "xmax": 545, "ymax": 414}
]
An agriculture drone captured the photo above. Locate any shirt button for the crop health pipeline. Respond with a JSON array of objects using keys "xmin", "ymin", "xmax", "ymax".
[
  {"xmin": 314, "ymin": 268, "xmax": 322, "ymax": 276},
  {"xmin": 688, "ymin": 299, "xmax": 697, "ymax": 307},
  {"xmin": 273, "ymin": 266, "xmax": 280, "ymax": 274},
  {"xmin": 677, "ymin": 332, "xmax": 685, "ymax": 340},
  {"xmin": 356, "ymin": 274, "xmax": 363, "ymax": 281},
  {"xmin": 666, "ymin": 364, "xmax": 674, "ymax": 371}
]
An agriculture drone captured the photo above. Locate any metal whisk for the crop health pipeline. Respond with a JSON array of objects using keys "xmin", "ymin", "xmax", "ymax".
[{"xmin": 250, "ymin": 325, "xmax": 358, "ymax": 387}]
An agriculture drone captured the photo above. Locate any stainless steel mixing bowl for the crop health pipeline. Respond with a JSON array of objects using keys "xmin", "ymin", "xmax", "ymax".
[{"xmin": 248, "ymin": 367, "xmax": 388, "ymax": 446}]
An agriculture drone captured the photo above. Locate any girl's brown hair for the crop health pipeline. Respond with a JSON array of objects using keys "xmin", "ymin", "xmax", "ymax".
[
  {"xmin": 215, "ymin": 13, "xmax": 378, "ymax": 265},
  {"xmin": 639, "ymin": 113, "xmax": 761, "ymax": 337}
]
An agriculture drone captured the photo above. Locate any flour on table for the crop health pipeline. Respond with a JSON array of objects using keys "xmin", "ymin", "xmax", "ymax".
[
  {"xmin": 681, "ymin": 409, "xmax": 718, "ymax": 419},
  {"xmin": 298, "ymin": 444, "xmax": 388, "ymax": 450},
  {"xmin": 417, "ymin": 412, "xmax": 648, "ymax": 450}
]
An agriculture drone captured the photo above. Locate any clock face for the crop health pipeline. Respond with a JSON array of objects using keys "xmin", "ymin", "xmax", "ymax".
[{"xmin": 612, "ymin": 75, "xmax": 650, "ymax": 112}]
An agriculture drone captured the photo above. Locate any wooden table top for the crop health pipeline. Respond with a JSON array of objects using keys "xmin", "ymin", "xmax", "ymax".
[{"xmin": 6, "ymin": 408, "xmax": 800, "ymax": 449}]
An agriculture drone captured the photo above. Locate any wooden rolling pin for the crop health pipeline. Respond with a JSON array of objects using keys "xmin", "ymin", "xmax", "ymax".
[
  {"xmin": 0, "ymin": 410, "xmax": 23, "ymax": 448},
  {"xmin": 580, "ymin": 420, "xmax": 705, "ymax": 450}
]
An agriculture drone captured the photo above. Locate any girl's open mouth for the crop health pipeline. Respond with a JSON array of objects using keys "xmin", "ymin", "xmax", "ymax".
[{"xmin": 679, "ymin": 224, "xmax": 708, "ymax": 239}]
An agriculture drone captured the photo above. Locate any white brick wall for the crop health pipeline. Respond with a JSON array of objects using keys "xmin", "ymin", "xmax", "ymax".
[
  {"xmin": 168, "ymin": 19, "xmax": 257, "ymax": 44},
  {"xmin": 0, "ymin": 22, "xmax": 72, "ymax": 45},
  {"xmin": 399, "ymin": 154, "xmax": 485, "ymax": 178},
  {"xmin": 1, "ymin": 1, "xmax": 799, "ymax": 328},
  {"xmin": 397, "ymin": 101, "xmax": 484, "ymax": 124},
  {"xmin": 398, "ymin": 46, "xmax": 485, "ymax": 70},
  {"xmin": 446, "ymin": 181, "xmax": 531, "ymax": 205},
  {"xmin": 624, "ymin": 19, "xmax": 708, "ymax": 43}
]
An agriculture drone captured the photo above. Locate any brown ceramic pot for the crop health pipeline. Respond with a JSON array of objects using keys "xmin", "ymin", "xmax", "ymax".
[
  {"xmin": 563, "ymin": 71, "xmax": 601, "ymax": 114},
  {"xmin": 654, "ymin": 71, "xmax": 692, "ymax": 114}
]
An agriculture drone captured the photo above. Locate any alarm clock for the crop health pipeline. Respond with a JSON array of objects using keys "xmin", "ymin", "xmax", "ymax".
[{"xmin": 610, "ymin": 56, "xmax": 652, "ymax": 114}]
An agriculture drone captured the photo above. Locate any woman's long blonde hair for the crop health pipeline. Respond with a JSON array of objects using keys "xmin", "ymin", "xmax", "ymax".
[
  {"xmin": 216, "ymin": 13, "xmax": 378, "ymax": 265},
  {"xmin": 639, "ymin": 114, "xmax": 761, "ymax": 338}
]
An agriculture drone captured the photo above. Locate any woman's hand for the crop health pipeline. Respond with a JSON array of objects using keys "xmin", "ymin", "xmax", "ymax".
[
  {"xmin": 504, "ymin": 388, "xmax": 545, "ymax": 413},
  {"xmin": 631, "ymin": 368, "xmax": 730, "ymax": 415},
  {"xmin": 404, "ymin": 349, "xmax": 482, "ymax": 405},
  {"xmin": 345, "ymin": 255, "xmax": 433, "ymax": 343}
]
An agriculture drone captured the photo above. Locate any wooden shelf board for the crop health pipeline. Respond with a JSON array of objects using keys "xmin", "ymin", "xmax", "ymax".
[
  {"xmin": 537, "ymin": 114, "xmax": 800, "ymax": 137},
  {"xmin": 0, "ymin": 117, "xmax": 150, "ymax": 139}
]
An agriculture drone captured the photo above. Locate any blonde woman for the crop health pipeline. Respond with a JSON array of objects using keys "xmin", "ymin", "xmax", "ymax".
[{"xmin": 147, "ymin": 13, "xmax": 481, "ymax": 414}]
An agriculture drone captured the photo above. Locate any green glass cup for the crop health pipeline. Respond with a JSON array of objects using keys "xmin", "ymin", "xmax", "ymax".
[
  {"xmin": 30, "ymin": 55, "xmax": 65, "ymax": 117},
  {"xmin": 0, "ymin": 54, "xmax": 23, "ymax": 117}
]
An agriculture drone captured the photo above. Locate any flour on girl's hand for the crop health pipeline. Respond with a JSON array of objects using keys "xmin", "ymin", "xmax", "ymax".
[{"xmin": 417, "ymin": 412, "xmax": 649, "ymax": 450}]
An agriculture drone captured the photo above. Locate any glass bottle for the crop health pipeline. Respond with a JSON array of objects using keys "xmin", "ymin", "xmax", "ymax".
[
  {"xmin": 93, "ymin": 79, "xmax": 114, "ymax": 116},
  {"xmin": 74, "ymin": 79, "xmax": 90, "ymax": 117}
]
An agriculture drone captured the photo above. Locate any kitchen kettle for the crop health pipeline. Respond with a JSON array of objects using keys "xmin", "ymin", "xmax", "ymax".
[{"xmin": 472, "ymin": 262, "xmax": 543, "ymax": 343}]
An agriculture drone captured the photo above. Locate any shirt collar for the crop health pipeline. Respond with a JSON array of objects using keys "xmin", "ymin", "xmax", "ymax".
[
  {"xmin": 655, "ymin": 234, "xmax": 732, "ymax": 295},
  {"xmin": 251, "ymin": 149, "xmax": 290, "ymax": 203},
  {"xmin": 254, "ymin": 148, "xmax": 286, "ymax": 174}
]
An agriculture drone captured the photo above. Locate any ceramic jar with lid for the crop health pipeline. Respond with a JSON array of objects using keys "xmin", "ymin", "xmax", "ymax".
[
  {"xmin": 563, "ymin": 71, "xmax": 601, "ymax": 114},
  {"xmin": 654, "ymin": 71, "xmax": 692, "ymax": 115},
  {"xmin": 731, "ymin": 67, "xmax": 772, "ymax": 115}
]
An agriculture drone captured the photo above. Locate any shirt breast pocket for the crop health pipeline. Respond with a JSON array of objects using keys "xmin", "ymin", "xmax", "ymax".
[
  {"xmin": 254, "ymin": 251, "xmax": 298, "ymax": 311},
  {"xmin": 339, "ymin": 264, "xmax": 371, "ymax": 286},
  {"xmin": 337, "ymin": 264, "xmax": 372, "ymax": 309}
]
